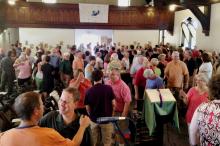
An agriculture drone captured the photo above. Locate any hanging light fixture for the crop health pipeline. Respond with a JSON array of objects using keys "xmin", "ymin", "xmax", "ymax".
[
  {"xmin": 42, "ymin": 0, "xmax": 56, "ymax": 4},
  {"xmin": 8, "ymin": 0, "xmax": 16, "ymax": 5}
]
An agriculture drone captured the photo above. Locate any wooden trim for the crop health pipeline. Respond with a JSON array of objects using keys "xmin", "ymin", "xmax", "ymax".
[{"xmin": 2, "ymin": 2, "xmax": 174, "ymax": 32}]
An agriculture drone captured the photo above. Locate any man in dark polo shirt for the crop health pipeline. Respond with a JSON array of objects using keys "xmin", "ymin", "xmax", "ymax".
[
  {"xmin": 84, "ymin": 70, "xmax": 115, "ymax": 146},
  {"xmin": 184, "ymin": 49, "xmax": 198, "ymax": 89},
  {"xmin": 39, "ymin": 87, "xmax": 91, "ymax": 145}
]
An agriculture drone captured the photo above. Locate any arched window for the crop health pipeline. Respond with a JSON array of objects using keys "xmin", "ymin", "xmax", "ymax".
[{"xmin": 181, "ymin": 17, "xmax": 197, "ymax": 49}]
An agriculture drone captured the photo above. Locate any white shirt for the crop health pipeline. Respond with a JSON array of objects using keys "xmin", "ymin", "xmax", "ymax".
[
  {"xmin": 95, "ymin": 57, "xmax": 103, "ymax": 69},
  {"xmin": 199, "ymin": 62, "xmax": 213, "ymax": 79}
]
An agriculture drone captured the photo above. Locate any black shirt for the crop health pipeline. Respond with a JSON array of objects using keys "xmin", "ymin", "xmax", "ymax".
[
  {"xmin": 39, "ymin": 111, "xmax": 91, "ymax": 146},
  {"xmin": 185, "ymin": 58, "xmax": 198, "ymax": 76},
  {"xmin": 84, "ymin": 83, "xmax": 115, "ymax": 123}
]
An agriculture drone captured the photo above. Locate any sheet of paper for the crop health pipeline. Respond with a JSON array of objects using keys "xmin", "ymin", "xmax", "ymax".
[{"xmin": 146, "ymin": 89, "xmax": 176, "ymax": 103}]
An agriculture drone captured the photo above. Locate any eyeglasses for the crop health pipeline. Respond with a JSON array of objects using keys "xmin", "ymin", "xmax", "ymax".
[{"xmin": 59, "ymin": 99, "xmax": 73, "ymax": 104}]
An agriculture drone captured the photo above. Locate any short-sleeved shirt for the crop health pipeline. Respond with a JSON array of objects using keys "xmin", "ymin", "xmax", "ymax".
[
  {"xmin": 105, "ymin": 79, "xmax": 131, "ymax": 113},
  {"xmin": 17, "ymin": 60, "xmax": 32, "ymax": 79},
  {"xmin": 134, "ymin": 67, "xmax": 147, "ymax": 87},
  {"xmin": 69, "ymin": 78, "xmax": 92, "ymax": 108},
  {"xmin": 0, "ymin": 126, "xmax": 75, "ymax": 146},
  {"xmin": 59, "ymin": 60, "xmax": 72, "ymax": 75},
  {"xmin": 186, "ymin": 87, "xmax": 208, "ymax": 123},
  {"xmin": 146, "ymin": 76, "xmax": 164, "ymax": 89},
  {"xmin": 164, "ymin": 60, "xmax": 189, "ymax": 88},
  {"xmin": 199, "ymin": 62, "xmax": 213, "ymax": 80},
  {"xmin": 39, "ymin": 111, "xmax": 90, "ymax": 145},
  {"xmin": 84, "ymin": 83, "xmax": 115, "ymax": 122}
]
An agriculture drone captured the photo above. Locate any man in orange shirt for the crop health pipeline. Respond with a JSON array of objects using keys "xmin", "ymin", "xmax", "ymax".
[
  {"xmin": 0, "ymin": 91, "xmax": 90, "ymax": 146},
  {"xmin": 164, "ymin": 51, "xmax": 189, "ymax": 90},
  {"xmin": 164, "ymin": 51, "xmax": 189, "ymax": 115}
]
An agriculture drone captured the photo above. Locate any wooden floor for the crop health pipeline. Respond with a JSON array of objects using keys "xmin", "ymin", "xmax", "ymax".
[{"xmin": 163, "ymin": 117, "xmax": 190, "ymax": 146}]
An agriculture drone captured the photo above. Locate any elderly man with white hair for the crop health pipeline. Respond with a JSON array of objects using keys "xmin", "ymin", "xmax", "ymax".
[
  {"xmin": 165, "ymin": 51, "xmax": 189, "ymax": 90},
  {"xmin": 164, "ymin": 51, "xmax": 189, "ymax": 115},
  {"xmin": 60, "ymin": 52, "xmax": 72, "ymax": 87}
]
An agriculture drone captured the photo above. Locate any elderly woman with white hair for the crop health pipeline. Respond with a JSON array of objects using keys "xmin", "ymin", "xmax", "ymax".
[
  {"xmin": 150, "ymin": 58, "xmax": 161, "ymax": 76},
  {"xmin": 134, "ymin": 58, "xmax": 150, "ymax": 109},
  {"xmin": 143, "ymin": 68, "xmax": 164, "ymax": 89},
  {"xmin": 179, "ymin": 73, "xmax": 209, "ymax": 141},
  {"xmin": 13, "ymin": 52, "xmax": 32, "ymax": 88}
]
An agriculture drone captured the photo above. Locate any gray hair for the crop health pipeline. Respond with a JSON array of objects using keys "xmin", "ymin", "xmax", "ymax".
[
  {"xmin": 143, "ymin": 68, "xmax": 154, "ymax": 78},
  {"xmin": 150, "ymin": 58, "xmax": 159, "ymax": 66},
  {"xmin": 195, "ymin": 73, "xmax": 209, "ymax": 84}
]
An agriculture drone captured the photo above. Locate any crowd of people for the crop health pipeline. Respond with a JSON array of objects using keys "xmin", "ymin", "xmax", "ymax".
[{"xmin": 0, "ymin": 41, "xmax": 220, "ymax": 146}]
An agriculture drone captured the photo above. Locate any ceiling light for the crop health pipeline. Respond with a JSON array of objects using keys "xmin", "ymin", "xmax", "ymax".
[
  {"xmin": 8, "ymin": 0, "xmax": 16, "ymax": 5},
  {"xmin": 42, "ymin": 0, "xmax": 56, "ymax": 4},
  {"xmin": 169, "ymin": 4, "xmax": 177, "ymax": 11}
]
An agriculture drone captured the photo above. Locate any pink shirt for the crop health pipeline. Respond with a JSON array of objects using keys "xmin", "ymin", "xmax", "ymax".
[
  {"xmin": 106, "ymin": 79, "xmax": 131, "ymax": 113},
  {"xmin": 186, "ymin": 87, "xmax": 208, "ymax": 123},
  {"xmin": 17, "ymin": 61, "xmax": 31, "ymax": 79}
]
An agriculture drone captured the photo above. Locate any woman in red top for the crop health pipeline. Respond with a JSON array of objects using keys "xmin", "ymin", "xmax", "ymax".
[
  {"xmin": 69, "ymin": 69, "xmax": 92, "ymax": 113},
  {"xmin": 179, "ymin": 73, "xmax": 209, "ymax": 125}
]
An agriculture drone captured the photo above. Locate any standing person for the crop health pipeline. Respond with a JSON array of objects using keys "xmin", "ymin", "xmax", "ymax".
[
  {"xmin": 95, "ymin": 52, "xmax": 103, "ymax": 70},
  {"xmin": 179, "ymin": 73, "xmax": 209, "ymax": 133},
  {"xmin": 165, "ymin": 51, "xmax": 189, "ymax": 90},
  {"xmin": 106, "ymin": 67, "xmax": 132, "ymax": 146},
  {"xmin": 69, "ymin": 69, "xmax": 92, "ymax": 113},
  {"xmin": 133, "ymin": 58, "xmax": 149, "ymax": 105},
  {"xmin": 41, "ymin": 55, "xmax": 54, "ymax": 98},
  {"xmin": 164, "ymin": 51, "xmax": 189, "ymax": 115},
  {"xmin": 183, "ymin": 50, "xmax": 198, "ymax": 88},
  {"xmin": 85, "ymin": 56, "xmax": 96, "ymax": 81},
  {"xmin": 0, "ymin": 91, "xmax": 91, "ymax": 146},
  {"xmin": 121, "ymin": 51, "xmax": 130, "ymax": 72},
  {"xmin": 49, "ymin": 48, "xmax": 61, "ymax": 84},
  {"xmin": 39, "ymin": 87, "xmax": 91, "ymax": 145},
  {"xmin": 198, "ymin": 52, "xmax": 213, "ymax": 80},
  {"xmin": 59, "ymin": 52, "xmax": 72, "ymax": 87},
  {"xmin": 85, "ymin": 70, "xmax": 115, "ymax": 146},
  {"xmin": 13, "ymin": 53, "xmax": 32, "ymax": 88},
  {"xmin": 0, "ymin": 51, "xmax": 16, "ymax": 94},
  {"xmin": 189, "ymin": 74, "xmax": 220, "ymax": 146},
  {"xmin": 72, "ymin": 51, "xmax": 84, "ymax": 75},
  {"xmin": 157, "ymin": 53, "xmax": 167, "ymax": 78}
]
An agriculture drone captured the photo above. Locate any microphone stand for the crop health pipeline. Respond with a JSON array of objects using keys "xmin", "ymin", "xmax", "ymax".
[{"xmin": 113, "ymin": 121, "xmax": 130, "ymax": 146}]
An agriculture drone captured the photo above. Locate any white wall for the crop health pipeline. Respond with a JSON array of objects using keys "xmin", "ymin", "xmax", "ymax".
[
  {"xmin": 113, "ymin": 30, "xmax": 159, "ymax": 47},
  {"xmin": 0, "ymin": 28, "xmax": 19, "ymax": 51},
  {"xmin": 165, "ymin": 3, "xmax": 220, "ymax": 52},
  {"xmin": 75, "ymin": 29, "xmax": 113, "ymax": 47},
  {"xmin": 19, "ymin": 28, "xmax": 75, "ymax": 53}
]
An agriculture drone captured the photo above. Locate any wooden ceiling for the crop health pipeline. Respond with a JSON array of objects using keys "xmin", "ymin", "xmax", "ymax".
[
  {"xmin": 9, "ymin": 0, "xmax": 220, "ymax": 7},
  {"xmin": 1, "ymin": 0, "xmax": 220, "ymax": 35}
]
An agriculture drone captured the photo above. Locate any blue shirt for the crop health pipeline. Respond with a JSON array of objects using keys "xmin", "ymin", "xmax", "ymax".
[
  {"xmin": 49, "ymin": 55, "xmax": 60, "ymax": 68},
  {"xmin": 146, "ymin": 76, "xmax": 164, "ymax": 89}
]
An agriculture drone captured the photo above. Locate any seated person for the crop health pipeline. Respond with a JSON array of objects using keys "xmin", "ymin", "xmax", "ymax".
[
  {"xmin": 0, "ymin": 91, "xmax": 90, "ymax": 146},
  {"xmin": 39, "ymin": 87, "xmax": 91, "ymax": 145}
]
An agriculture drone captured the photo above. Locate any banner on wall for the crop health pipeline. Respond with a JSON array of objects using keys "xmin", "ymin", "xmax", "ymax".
[{"xmin": 79, "ymin": 3, "xmax": 109, "ymax": 23}]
